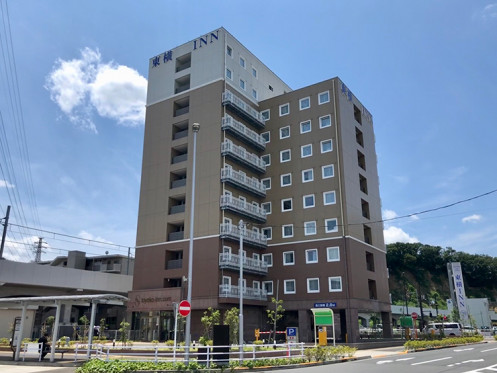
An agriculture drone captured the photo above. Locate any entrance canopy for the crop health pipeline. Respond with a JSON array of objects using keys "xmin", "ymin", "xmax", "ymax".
[{"xmin": 0, "ymin": 294, "xmax": 128, "ymax": 362}]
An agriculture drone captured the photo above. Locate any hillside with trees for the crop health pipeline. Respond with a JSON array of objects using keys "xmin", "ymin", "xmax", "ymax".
[{"xmin": 387, "ymin": 243, "xmax": 497, "ymax": 310}]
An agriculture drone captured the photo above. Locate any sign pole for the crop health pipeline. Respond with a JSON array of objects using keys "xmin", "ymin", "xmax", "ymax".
[{"xmin": 173, "ymin": 303, "xmax": 178, "ymax": 362}]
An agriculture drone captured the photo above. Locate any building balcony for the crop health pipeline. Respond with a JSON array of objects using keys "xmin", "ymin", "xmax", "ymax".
[
  {"xmin": 166, "ymin": 259, "xmax": 183, "ymax": 270},
  {"xmin": 219, "ymin": 253, "xmax": 268, "ymax": 275},
  {"xmin": 169, "ymin": 204, "xmax": 186, "ymax": 215},
  {"xmin": 222, "ymin": 90, "xmax": 265, "ymax": 129},
  {"xmin": 220, "ymin": 195, "xmax": 266, "ymax": 223},
  {"xmin": 220, "ymin": 167, "xmax": 266, "ymax": 197},
  {"xmin": 99, "ymin": 264, "xmax": 121, "ymax": 273},
  {"xmin": 168, "ymin": 231, "xmax": 184, "ymax": 241},
  {"xmin": 219, "ymin": 223, "xmax": 267, "ymax": 248},
  {"xmin": 221, "ymin": 115, "xmax": 265, "ymax": 151},
  {"xmin": 221, "ymin": 140, "xmax": 266, "ymax": 174},
  {"xmin": 219, "ymin": 284, "xmax": 267, "ymax": 301},
  {"xmin": 171, "ymin": 178, "xmax": 187, "ymax": 189},
  {"xmin": 172, "ymin": 153, "xmax": 188, "ymax": 164}
]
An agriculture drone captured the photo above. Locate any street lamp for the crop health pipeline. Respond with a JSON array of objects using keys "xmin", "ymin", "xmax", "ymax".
[
  {"xmin": 184, "ymin": 122, "xmax": 200, "ymax": 362},
  {"xmin": 238, "ymin": 219, "xmax": 244, "ymax": 362}
]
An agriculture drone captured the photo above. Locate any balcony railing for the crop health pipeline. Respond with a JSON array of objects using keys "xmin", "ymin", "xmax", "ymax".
[
  {"xmin": 169, "ymin": 204, "xmax": 186, "ymax": 215},
  {"xmin": 221, "ymin": 140, "xmax": 266, "ymax": 173},
  {"xmin": 219, "ymin": 284, "xmax": 267, "ymax": 301},
  {"xmin": 220, "ymin": 195, "xmax": 266, "ymax": 223},
  {"xmin": 166, "ymin": 259, "xmax": 183, "ymax": 270},
  {"xmin": 220, "ymin": 167, "xmax": 265, "ymax": 197},
  {"xmin": 219, "ymin": 253, "xmax": 268, "ymax": 275},
  {"xmin": 168, "ymin": 231, "xmax": 184, "ymax": 241},
  {"xmin": 172, "ymin": 153, "xmax": 188, "ymax": 164},
  {"xmin": 220, "ymin": 223, "xmax": 267, "ymax": 248},
  {"xmin": 222, "ymin": 90, "xmax": 265, "ymax": 128},
  {"xmin": 173, "ymin": 129, "xmax": 188, "ymax": 140},
  {"xmin": 171, "ymin": 179, "xmax": 187, "ymax": 189},
  {"xmin": 100, "ymin": 264, "xmax": 121, "ymax": 273},
  {"xmin": 221, "ymin": 115, "xmax": 265, "ymax": 151}
]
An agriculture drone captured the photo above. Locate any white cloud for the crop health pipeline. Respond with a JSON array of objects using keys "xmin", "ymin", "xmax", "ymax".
[
  {"xmin": 45, "ymin": 47, "xmax": 147, "ymax": 133},
  {"xmin": 382, "ymin": 209, "xmax": 398, "ymax": 220},
  {"xmin": 462, "ymin": 214, "xmax": 482, "ymax": 223},
  {"xmin": 481, "ymin": 3, "xmax": 497, "ymax": 20},
  {"xmin": 384, "ymin": 226, "xmax": 419, "ymax": 244},
  {"xmin": 0, "ymin": 179, "xmax": 15, "ymax": 188},
  {"xmin": 435, "ymin": 166, "xmax": 468, "ymax": 189},
  {"xmin": 78, "ymin": 230, "xmax": 114, "ymax": 245}
]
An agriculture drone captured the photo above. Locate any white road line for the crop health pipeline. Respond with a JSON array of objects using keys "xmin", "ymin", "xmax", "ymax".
[
  {"xmin": 455, "ymin": 348, "xmax": 475, "ymax": 352},
  {"xmin": 481, "ymin": 347, "xmax": 497, "ymax": 353},
  {"xmin": 396, "ymin": 357, "xmax": 415, "ymax": 361},
  {"xmin": 411, "ymin": 356, "xmax": 453, "ymax": 366},
  {"xmin": 376, "ymin": 360, "xmax": 394, "ymax": 365},
  {"xmin": 448, "ymin": 359, "xmax": 485, "ymax": 367},
  {"xmin": 461, "ymin": 363, "xmax": 497, "ymax": 372}
]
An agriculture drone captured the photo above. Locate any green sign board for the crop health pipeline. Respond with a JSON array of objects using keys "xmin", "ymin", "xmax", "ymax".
[
  {"xmin": 400, "ymin": 316, "xmax": 413, "ymax": 328},
  {"xmin": 311, "ymin": 308, "xmax": 333, "ymax": 326}
]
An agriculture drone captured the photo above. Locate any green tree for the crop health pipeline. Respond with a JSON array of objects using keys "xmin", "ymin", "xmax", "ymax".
[
  {"xmin": 118, "ymin": 319, "xmax": 130, "ymax": 346},
  {"xmin": 223, "ymin": 307, "xmax": 239, "ymax": 344},
  {"xmin": 79, "ymin": 315, "xmax": 89, "ymax": 342},
  {"xmin": 267, "ymin": 297, "xmax": 285, "ymax": 341},
  {"xmin": 201, "ymin": 307, "xmax": 220, "ymax": 340}
]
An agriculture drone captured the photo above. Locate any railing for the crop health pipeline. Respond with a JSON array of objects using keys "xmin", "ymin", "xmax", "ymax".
[
  {"xmin": 221, "ymin": 140, "xmax": 266, "ymax": 173},
  {"xmin": 174, "ymin": 106, "xmax": 189, "ymax": 117},
  {"xmin": 168, "ymin": 231, "xmax": 184, "ymax": 241},
  {"xmin": 171, "ymin": 179, "xmax": 187, "ymax": 189},
  {"xmin": 219, "ymin": 284, "xmax": 267, "ymax": 301},
  {"xmin": 220, "ymin": 195, "xmax": 266, "ymax": 222},
  {"xmin": 169, "ymin": 204, "xmax": 186, "ymax": 214},
  {"xmin": 220, "ymin": 167, "xmax": 266, "ymax": 197},
  {"xmin": 101, "ymin": 264, "xmax": 121, "ymax": 273},
  {"xmin": 166, "ymin": 259, "xmax": 183, "ymax": 269},
  {"xmin": 222, "ymin": 90, "xmax": 265, "ymax": 128},
  {"xmin": 219, "ymin": 253, "xmax": 268, "ymax": 274},
  {"xmin": 173, "ymin": 129, "xmax": 188, "ymax": 140},
  {"xmin": 220, "ymin": 222, "xmax": 267, "ymax": 247},
  {"xmin": 222, "ymin": 115, "xmax": 266, "ymax": 150},
  {"xmin": 172, "ymin": 154, "xmax": 188, "ymax": 164}
]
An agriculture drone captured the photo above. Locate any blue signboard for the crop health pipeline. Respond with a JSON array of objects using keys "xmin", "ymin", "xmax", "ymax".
[
  {"xmin": 314, "ymin": 302, "xmax": 337, "ymax": 308},
  {"xmin": 286, "ymin": 327, "xmax": 297, "ymax": 337}
]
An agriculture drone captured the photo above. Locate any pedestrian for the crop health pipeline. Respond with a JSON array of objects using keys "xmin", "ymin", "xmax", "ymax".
[{"xmin": 37, "ymin": 333, "xmax": 50, "ymax": 359}]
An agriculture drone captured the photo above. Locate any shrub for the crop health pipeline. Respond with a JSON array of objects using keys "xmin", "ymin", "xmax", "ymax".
[
  {"xmin": 0, "ymin": 337, "xmax": 9, "ymax": 345},
  {"xmin": 405, "ymin": 335, "xmax": 483, "ymax": 351}
]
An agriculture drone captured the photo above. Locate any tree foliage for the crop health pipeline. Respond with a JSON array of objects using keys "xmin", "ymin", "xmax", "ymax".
[
  {"xmin": 201, "ymin": 307, "xmax": 220, "ymax": 340},
  {"xmin": 223, "ymin": 307, "xmax": 239, "ymax": 344}
]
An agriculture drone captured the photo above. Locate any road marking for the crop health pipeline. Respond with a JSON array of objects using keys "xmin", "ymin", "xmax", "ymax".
[
  {"xmin": 448, "ymin": 359, "xmax": 485, "ymax": 367},
  {"xmin": 455, "ymin": 348, "xmax": 475, "ymax": 352},
  {"xmin": 411, "ymin": 356, "xmax": 453, "ymax": 366},
  {"xmin": 396, "ymin": 357, "xmax": 415, "ymax": 361},
  {"xmin": 481, "ymin": 347, "xmax": 497, "ymax": 353},
  {"xmin": 376, "ymin": 360, "xmax": 394, "ymax": 365},
  {"xmin": 460, "ymin": 363, "xmax": 497, "ymax": 372}
]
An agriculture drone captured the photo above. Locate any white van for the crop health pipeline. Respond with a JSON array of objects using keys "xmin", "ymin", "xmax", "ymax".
[{"xmin": 427, "ymin": 322, "xmax": 462, "ymax": 337}]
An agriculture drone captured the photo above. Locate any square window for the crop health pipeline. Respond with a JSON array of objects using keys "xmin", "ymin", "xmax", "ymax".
[
  {"xmin": 327, "ymin": 247, "xmax": 340, "ymax": 262},
  {"xmin": 302, "ymin": 169, "xmax": 314, "ymax": 183},
  {"xmin": 303, "ymin": 194, "xmax": 315, "ymax": 208},
  {"xmin": 280, "ymin": 149, "xmax": 291, "ymax": 162},
  {"xmin": 226, "ymin": 68, "xmax": 232, "ymax": 80},
  {"xmin": 323, "ymin": 191, "xmax": 336, "ymax": 205},
  {"xmin": 321, "ymin": 139, "xmax": 333, "ymax": 153},
  {"xmin": 263, "ymin": 281, "xmax": 273, "ymax": 295},
  {"xmin": 262, "ymin": 227, "xmax": 272, "ymax": 240},
  {"xmin": 304, "ymin": 221, "xmax": 317, "ymax": 236},
  {"xmin": 262, "ymin": 202, "xmax": 271, "ymax": 214},
  {"xmin": 222, "ymin": 276, "xmax": 231, "ymax": 286},
  {"xmin": 262, "ymin": 154, "xmax": 271, "ymax": 166},
  {"xmin": 240, "ymin": 56, "xmax": 245, "ymax": 68},
  {"xmin": 261, "ymin": 131, "xmax": 270, "ymax": 143},
  {"xmin": 226, "ymin": 45, "xmax": 233, "ymax": 57},
  {"xmin": 252, "ymin": 89, "xmax": 258, "ymax": 99},
  {"xmin": 306, "ymin": 249, "xmax": 318, "ymax": 264},
  {"xmin": 319, "ymin": 115, "xmax": 332, "ymax": 128},
  {"xmin": 240, "ymin": 79, "xmax": 246, "ymax": 90},
  {"xmin": 325, "ymin": 218, "xmax": 338, "ymax": 233},
  {"xmin": 300, "ymin": 120, "xmax": 311, "ymax": 133},
  {"xmin": 261, "ymin": 109, "xmax": 270, "ymax": 121},
  {"xmin": 281, "ymin": 173, "xmax": 292, "ymax": 187},
  {"xmin": 252, "ymin": 67, "xmax": 257, "ymax": 78},
  {"xmin": 284, "ymin": 279, "xmax": 296, "ymax": 294},
  {"xmin": 328, "ymin": 276, "xmax": 342, "ymax": 292},
  {"xmin": 307, "ymin": 278, "xmax": 320, "ymax": 293},
  {"xmin": 281, "ymin": 198, "xmax": 293, "ymax": 212},
  {"xmin": 299, "ymin": 97, "xmax": 310, "ymax": 110},
  {"xmin": 280, "ymin": 126, "xmax": 290, "ymax": 139},
  {"xmin": 262, "ymin": 177, "xmax": 271, "ymax": 190},
  {"xmin": 322, "ymin": 164, "xmax": 334, "ymax": 179},
  {"xmin": 282, "ymin": 224, "xmax": 293, "ymax": 238},
  {"xmin": 279, "ymin": 103, "xmax": 290, "ymax": 116},
  {"xmin": 319, "ymin": 91, "xmax": 330, "ymax": 104},
  {"xmin": 283, "ymin": 251, "xmax": 295, "ymax": 265},
  {"xmin": 262, "ymin": 253, "xmax": 273, "ymax": 267},
  {"xmin": 301, "ymin": 144, "xmax": 312, "ymax": 158}
]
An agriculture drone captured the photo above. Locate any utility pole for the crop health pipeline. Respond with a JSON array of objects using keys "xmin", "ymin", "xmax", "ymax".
[
  {"xmin": 34, "ymin": 237, "xmax": 44, "ymax": 263},
  {"xmin": 238, "ymin": 219, "xmax": 244, "ymax": 362},
  {"xmin": 0, "ymin": 205, "xmax": 11, "ymax": 259}
]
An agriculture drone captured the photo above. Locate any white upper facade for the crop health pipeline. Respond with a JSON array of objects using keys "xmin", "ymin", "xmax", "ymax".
[{"xmin": 146, "ymin": 27, "xmax": 292, "ymax": 106}]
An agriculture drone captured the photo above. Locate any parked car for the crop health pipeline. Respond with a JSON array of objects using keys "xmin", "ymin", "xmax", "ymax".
[{"xmin": 426, "ymin": 322, "xmax": 462, "ymax": 337}]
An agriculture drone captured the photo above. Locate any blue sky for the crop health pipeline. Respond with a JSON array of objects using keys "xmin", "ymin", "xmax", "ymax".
[{"xmin": 1, "ymin": 0, "xmax": 496, "ymax": 262}]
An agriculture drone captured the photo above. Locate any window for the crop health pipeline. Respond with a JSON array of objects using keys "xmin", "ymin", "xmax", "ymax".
[
  {"xmin": 283, "ymin": 251, "xmax": 295, "ymax": 265},
  {"xmin": 323, "ymin": 191, "xmax": 336, "ymax": 205},
  {"xmin": 301, "ymin": 144, "xmax": 312, "ymax": 158},
  {"xmin": 262, "ymin": 253, "xmax": 273, "ymax": 267},
  {"xmin": 362, "ymin": 199, "xmax": 370, "ymax": 219},
  {"xmin": 366, "ymin": 251, "xmax": 375, "ymax": 271},
  {"xmin": 239, "ymin": 56, "xmax": 246, "ymax": 68},
  {"xmin": 252, "ymin": 67, "xmax": 257, "ymax": 78},
  {"xmin": 262, "ymin": 227, "xmax": 272, "ymax": 240},
  {"xmin": 302, "ymin": 169, "xmax": 314, "ymax": 183},
  {"xmin": 303, "ymin": 194, "xmax": 315, "ymax": 208},
  {"xmin": 322, "ymin": 164, "xmax": 334, "ymax": 179},
  {"xmin": 261, "ymin": 131, "xmax": 270, "ymax": 143},
  {"xmin": 319, "ymin": 115, "xmax": 331, "ymax": 128},
  {"xmin": 307, "ymin": 278, "xmax": 320, "ymax": 293},
  {"xmin": 300, "ymin": 120, "xmax": 311, "ymax": 133},
  {"xmin": 223, "ymin": 246, "xmax": 232, "ymax": 255},
  {"xmin": 280, "ymin": 149, "xmax": 291, "ymax": 162},
  {"xmin": 304, "ymin": 221, "xmax": 317, "ymax": 236},
  {"xmin": 262, "ymin": 202, "xmax": 271, "ymax": 214},
  {"xmin": 282, "ymin": 224, "xmax": 294, "ymax": 238},
  {"xmin": 356, "ymin": 127, "xmax": 364, "ymax": 147},
  {"xmin": 281, "ymin": 198, "xmax": 293, "ymax": 212},
  {"xmin": 280, "ymin": 126, "xmax": 290, "ymax": 139},
  {"xmin": 364, "ymin": 225, "xmax": 372, "ymax": 245},
  {"xmin": 279, "ymin": 103, "xmax": 290, "ymax": 116},
  {"xmin": 328, "ymin": 276, "xmax": 342, "ymax": 292},
  {"xmin": 319, "ymin": 91, "xmax": 330, "ymax": 104},
  {"xmin": 327, "ymin": 247, "xmax": 340, "ymax": 262},
  {"xmin": 226, "ymin": 45, "xmax": 232, "ymax": 57},
  {"xmin": 284, "ymin": 279, "xmax": 296, "ymax": 294},
  {"xmin": 261, "ymin": 154, "xmax": 271, "ymax": 166},
  {"xmin": 240, "ymin": 79, "xmax": 246, "ymax": 90},
  {"xmin": 354, "ymin": 104, "xmax": 362, "ymax": 124},
  {"xmin": 321, "ymin": 139, "xmax": 333, "ymax": 153},
  {"xmin": 263, "ymin": 281, "xmax": 273, "ymax": 295},
  {"xmin": 306, "ymin": 248, "xmax": 318, "ymax": 263},
  {"xmin": 281, "ymin": 173, "xmax": 292, "ymax": 187},
  {"xmin": 358, "ymin": 150, "xmax": 366, "ymax": 170},
  {"xmin": 226, "ymin": 68, "xmax": 232, "ymax": 80},
  {"xmin": 222, "ymin": 276, "xmax": 231, "ymax": 286},
  {"xmin": 252, "ymin": 89, "xmax": 258, "ymax": 99},
  {"xmin": 368, "ymin": 280, "xmax": 377, "ymax": 299},
  {"xmin": 262, "ymin": 177, "xmax": 271, "ymax": 190},
  {"xmin": 299, "ymin": 97, "xmax": 310, "ymax": 110},
  {"xmin": 359, "ymin": 174, "xmax": 368, "ymax": 194},
  {"xmin": 261, "ymin": 109, "xmax": 270, "ymax": 121},
  {"xmin": 325, "ymin": 218, "xmax": 338, "ymax": 233}
]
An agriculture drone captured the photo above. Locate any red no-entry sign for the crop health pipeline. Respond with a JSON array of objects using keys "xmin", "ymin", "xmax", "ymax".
[
  {"xmin": 178, "ymin": 300, "xmax": 191, "ymax": 317},
  {"xmin": 411, "ymin": 312, "xmax": 418, "ymax": 320}
]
